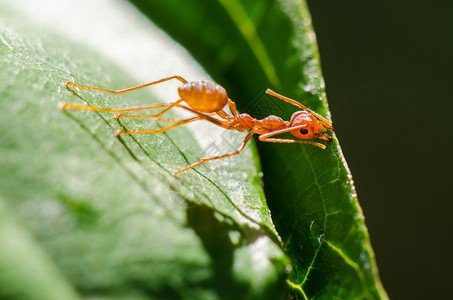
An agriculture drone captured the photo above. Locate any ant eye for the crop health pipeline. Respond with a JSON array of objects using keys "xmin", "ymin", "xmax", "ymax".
[{"xmin": 299, "ymin": 128, "xmax": 309, "ymax": 135}]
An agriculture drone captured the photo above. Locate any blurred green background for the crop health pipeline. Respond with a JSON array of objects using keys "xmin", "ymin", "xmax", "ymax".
[{"xmin": 307, "ymin": 1, "xmax": 452, "ymax": 299}]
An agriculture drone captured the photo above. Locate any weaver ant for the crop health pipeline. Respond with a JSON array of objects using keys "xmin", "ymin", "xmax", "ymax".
[{"xmin": 60, "ymin": 75, "xmax": 334, "ymax": 175}]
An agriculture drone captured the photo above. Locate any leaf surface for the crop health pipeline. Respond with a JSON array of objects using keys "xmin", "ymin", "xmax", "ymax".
[
  {"xmin": 0, "ymin": 5, "xmax": 287, "ymax": 299},
  {"xmin": 129, "ymin": 0, "xmax": 388, "ymax": 299}
]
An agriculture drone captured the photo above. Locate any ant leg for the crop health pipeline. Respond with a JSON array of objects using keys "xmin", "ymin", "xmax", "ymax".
[
  {"xmin": 266, "ymin": 89, "xmax": 310, "ymax": 111},
  {"xmin": 61, "ymin": 100, "xmax": 232, "ymax": 130},
  {"xmin": 116, "ymin": 115, "xmax": 175, "ymax": 120},
  {"xmin": 116, "ymin": 115, "xmax": 206, "ymax": 122},
  {"xmin": 60, "ymin": 97, "xmax": 185, "ymax": 119},
  {"xmin": 174, "ymin": 131, "xmax": 255, "ymax": 175},
  {"xmin": 266, "ymin": 89, "xmax": 333, "ymax": 130},
  {"xmin": 177, "ymin": 106, "xmax": 233, "ymax": 130},
  {"xmin": 259, "ymin": 137, "xmax": 326, "ymax": 149},
  {"xmin": 59, "ymin": 101, "xmax": 179, "ymax": 113},
  {"xmin": 152, "ymin": 98, "xmax": 184, "ymax": 117},
  {"xmin": 258, "ymin": 125, "xmax": 326, "ymax": 149},
  {"xmin": 216, "ymin": 110, "xmax": 228, "ymax": 119},
  {"xmin": 215, "ymin": 110, "xmax": 235, "ymax": 122},
  {"xmin": 64, "ymin": 75, "xmax": 188, "ymax": 95},
  {"xmin": 214, "ymin": 99, "xmax": 238, "ymax": 121},
  {"xmin": 116, "ymin": 116, "xmax": 200, "ymax": 135},
  {"xmin": 227, "ymin": 99, "xmax": 238, "ymax": 118}
]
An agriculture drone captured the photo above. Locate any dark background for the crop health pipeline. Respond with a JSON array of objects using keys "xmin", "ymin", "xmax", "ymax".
[{"xmin": 307, "ymin": 1, "xmax": 452, "ymax": 299}]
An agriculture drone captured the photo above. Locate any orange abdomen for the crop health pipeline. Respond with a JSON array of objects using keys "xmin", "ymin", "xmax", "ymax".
[{"xmin": 178, "ymin": 80, "xmax": 228, "ymax": 113}]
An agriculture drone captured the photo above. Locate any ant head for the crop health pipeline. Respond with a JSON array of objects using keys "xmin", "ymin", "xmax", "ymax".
[{"xmin": 289, "ymin": 111, "xmax": 332, "ymax": 142}]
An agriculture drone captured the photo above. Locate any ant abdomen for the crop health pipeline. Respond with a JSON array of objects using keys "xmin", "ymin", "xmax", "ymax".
[{"xmin": 178, "ymin": 80, "xmax": 228, "ymax": 113}]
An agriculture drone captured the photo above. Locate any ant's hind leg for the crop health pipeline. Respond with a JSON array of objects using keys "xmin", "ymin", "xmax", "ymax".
[
  {"xmin": 152, "ymin": 98, "xmax": 184, "ymax": 117},
  {"xmin": 115, "ymin": 116, "xmax": 200, "ymax": 136},
  {"xmin": 64, "ymin": 75, "xmax": 188, "ymax": 95},
  {"xmin": 59, "ymin": 102, "xmax": 177, "ymax": 114},
  {"xmin": 173, "ymin": 131, "xmax": 254, "ymax": 176},
  {"xmin": 116, "ymin": 113, "xmax": 218, "ymax": 122}
]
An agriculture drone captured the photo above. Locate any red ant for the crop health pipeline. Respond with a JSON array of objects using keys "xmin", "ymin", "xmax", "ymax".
[{"xmin": 60, "ymin": 75, "xmax": 334, "ymax": 175}]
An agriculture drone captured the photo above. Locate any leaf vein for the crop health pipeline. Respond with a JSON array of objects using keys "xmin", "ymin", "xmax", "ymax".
[{"xmin": 325, "ymin": 240, "xmax": 372, "ymax": 299}]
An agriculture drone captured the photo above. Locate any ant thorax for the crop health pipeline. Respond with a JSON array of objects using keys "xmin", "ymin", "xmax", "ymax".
[{"xmin": 236, "ymin": 113, "xmax": 255, "ymax": 129}]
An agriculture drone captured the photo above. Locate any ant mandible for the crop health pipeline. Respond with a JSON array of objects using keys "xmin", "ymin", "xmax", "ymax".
[{"xmin": 60, "ymin": 75, "xmax": 334, "ymax": 176}]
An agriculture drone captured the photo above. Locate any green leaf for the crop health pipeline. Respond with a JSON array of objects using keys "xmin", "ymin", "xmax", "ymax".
[
  {"xmin": 0, "ymin": 4, "xmax": 287, "ymax": 299},
  {"xmin": 0, "ymin": 197, "xmax": 79, "ymax": 300},
  {"xmin": 129, "ymin": 0, "xmax": 388, "ymax": 299}
]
